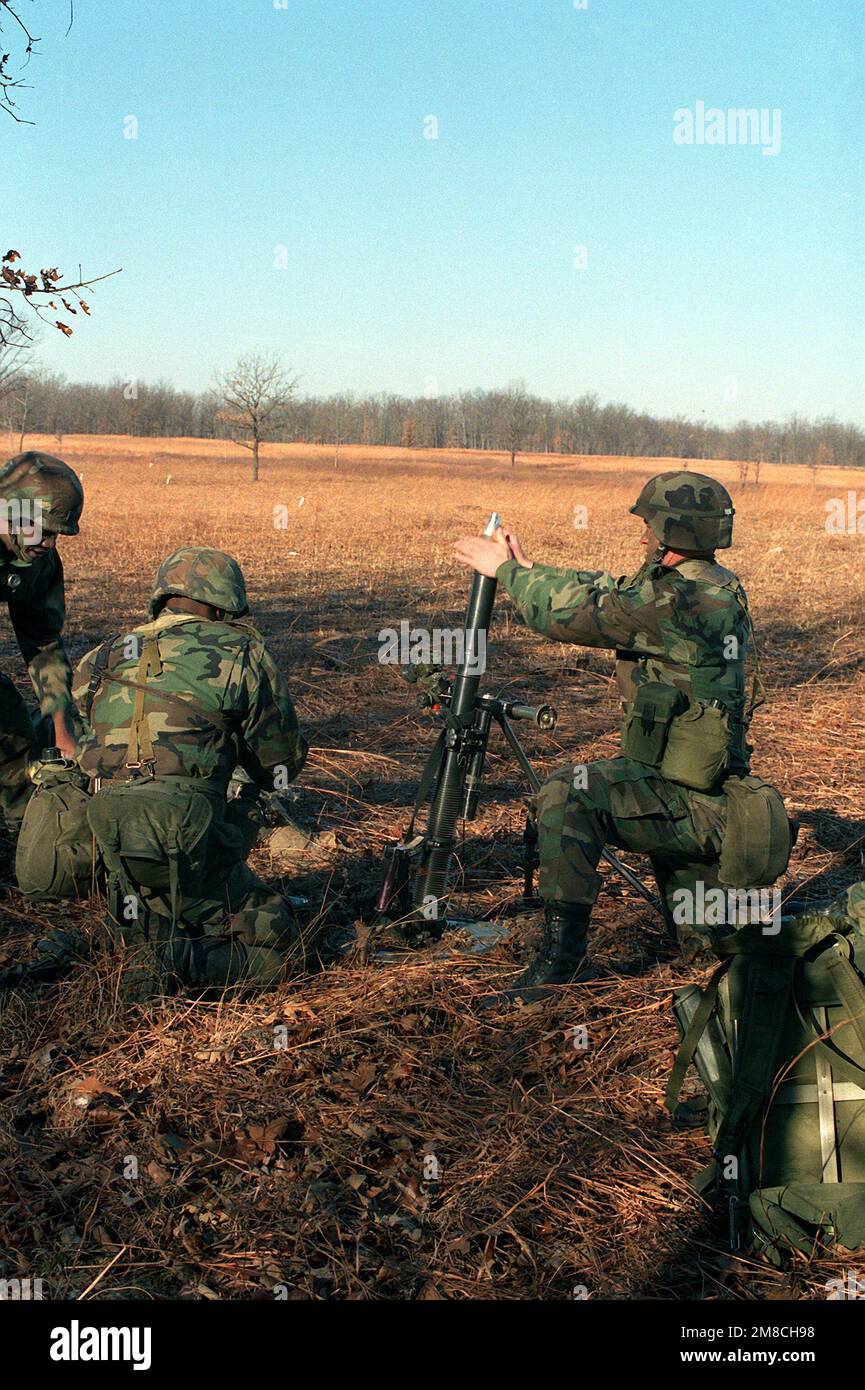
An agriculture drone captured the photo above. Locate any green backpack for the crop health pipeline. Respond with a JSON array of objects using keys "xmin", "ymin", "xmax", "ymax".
[
  {"xmin": 667, "ymin": 886, "xmax": 865, "ymax": 1266},
  {"xmin": 15, "ymin": 756, "xmax": 98, "ymax": 901},
  {"xmin": 86, "ymin": 780, "xmax": 216, "ymax": 930}
]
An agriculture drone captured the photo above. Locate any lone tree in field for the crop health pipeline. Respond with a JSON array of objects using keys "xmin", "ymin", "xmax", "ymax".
[
  {"xmin": 215, "ymin": 353, "xmax": 298, "ymax": 481},
  {"xmin": 502, "ymin": 378, "xmax": 535, "ymax": 467}
]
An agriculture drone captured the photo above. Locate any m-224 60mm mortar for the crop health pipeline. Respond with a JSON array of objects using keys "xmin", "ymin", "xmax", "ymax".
[{"xmin": 375, "ymin": 511, "xmax": 661, "ymax": 935}]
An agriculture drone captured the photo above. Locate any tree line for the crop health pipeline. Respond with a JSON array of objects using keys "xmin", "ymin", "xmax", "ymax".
[{"xmin": 5, "ymin": 365, "xmax": 864, "ymax": 470}]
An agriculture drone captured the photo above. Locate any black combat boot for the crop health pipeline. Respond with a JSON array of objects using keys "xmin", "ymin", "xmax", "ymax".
[{"xmin": 486, "ymin": 903, "xmax": 597, "ymax": 1007}]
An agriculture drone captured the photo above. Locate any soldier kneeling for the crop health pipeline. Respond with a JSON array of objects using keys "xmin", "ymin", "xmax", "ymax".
[{"xmin": 18, "ymin": 546, "xmax": 308, "ymax": 998}]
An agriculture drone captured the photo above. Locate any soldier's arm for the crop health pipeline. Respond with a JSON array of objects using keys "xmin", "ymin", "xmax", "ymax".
[
  {"xmin": 496, "ymin": 558, "xmax": 666, "ymax": 654},
  {"xmin": 70, "ymin": 649, "xmax": 96, "ymax": 741},
  {"xmin": 237, "ymin": 639, "xmax": 308, "ymax": 788},
  {"xmin": 8, "ymin": 550, "xmax": 75, "ymax": 716}
]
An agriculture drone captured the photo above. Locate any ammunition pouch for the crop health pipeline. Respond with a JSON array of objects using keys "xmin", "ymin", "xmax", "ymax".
[
  {"xmin": 620, "ymin": 681, "xmax": 687, "ymax": 767},
  {"xmin": 718, "ymin": 774, "xmax": 792, "ymax": 888}
]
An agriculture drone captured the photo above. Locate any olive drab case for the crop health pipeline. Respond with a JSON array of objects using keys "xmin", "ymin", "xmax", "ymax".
[
  {"xmin": 15, "ymin": 750, "xmax": 97, "ymax": 901},
  {"xmin": 667, "ymin": 907, "xmax": 865, "ymax": 1265}
]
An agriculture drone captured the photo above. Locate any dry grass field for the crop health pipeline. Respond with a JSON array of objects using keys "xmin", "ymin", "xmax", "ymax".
[{"xmin": 1, "ymin": 434, "xmax": 864, "ymax": 1301}]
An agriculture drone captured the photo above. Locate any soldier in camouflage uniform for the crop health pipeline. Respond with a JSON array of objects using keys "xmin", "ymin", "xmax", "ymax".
[
  {"xmin": 455, "ymin": 472, "xmax": 778, "ymax": 1003},
  {"xmin": 0, "ymin": 452, "xmax": 83, "ymax": 835},
  {"xmin": 69, "ymin": 546, "xmax": 308, "ymax": 995}
]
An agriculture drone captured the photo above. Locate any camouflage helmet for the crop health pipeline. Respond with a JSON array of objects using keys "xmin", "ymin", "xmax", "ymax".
[
  {"xmin": 630, "ymin": 471, "xmax": 734, "ymax": 552},
  {"xmin": 149, "ymin": 546, "xmax": 249, "ymax": 618},
  {"xmin": 0, "ymin": 451, "xmax": 84, "ymax": 536}
]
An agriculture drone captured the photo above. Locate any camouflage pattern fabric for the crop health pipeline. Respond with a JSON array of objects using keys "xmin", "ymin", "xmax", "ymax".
[
  {"xmin": 497, "ymin": 552, "xmax": 753, "ymax": 769},
  {"xmin": 629, "ymin": 471, "xmax": 735, "ymax": 552},
  {"xmin": 149, "ymin": 546, "xmax": 248, "ymax": 617},
  {"xmin": 108, "ymin": 837, "xmax": 305, "ymax": 998},
  {"xmin": 532, "ymin": 756, "xmax": 726, "ymax": 955},
  {"xmin": 0, "ymin": 452, "xmax": 84, "ymax": 538},
  {"xmin": 72, "ymin": 610, "xmax": 307, "ymax": 790},
  {"xmin": 826, "ymin": 880, "xmax": 865, "ymax": 930},
  {"xmin": 0, "ymin": 544, "xmax": 75, "ymax": 717},
  {"xmin": 67, "ymin": 576, "xmax": 307, "ymax": 992},
  {"xmin": 0, "ymin": 461, "xmax": 79, "ymax": 826},
  {"xmin": 497, "ymin": 550, "xmax": 757, "ymax": 942},
  {"xmin": 0, "ymin": 672, "xmax": 37, "ymax": 827}
]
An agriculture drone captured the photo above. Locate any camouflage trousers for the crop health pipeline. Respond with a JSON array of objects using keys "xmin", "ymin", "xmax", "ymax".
[
  {"xmin": 110, "ymin": 858, "xmax": 305, "ymax": 998},
  {"xmin": 0, "ymin": 672, "xmax": 39, "ymax": 829},
  {"xmin": 99, "ymin": 783, "xmax": 305, "ymax": 997},
  {"xmin": 534, "ymin": 756, "xmax": 727, "ymax": 953}
]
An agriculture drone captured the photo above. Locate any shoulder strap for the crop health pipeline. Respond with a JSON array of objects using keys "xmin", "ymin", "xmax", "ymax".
[
  {"xmin": 665, "ymin": 961, "xmax": 730, "ymax": 1113},
  {"xmin": 85, "ymin": 634, "xmax": 120, "ymax": 721},
  {"xmin": 714, "ymin": 956, "xmax": 796, "ymax": 1162},
  {"xmin": 96, "ymin": 635, "xmax": 233, "ymax": 770}
]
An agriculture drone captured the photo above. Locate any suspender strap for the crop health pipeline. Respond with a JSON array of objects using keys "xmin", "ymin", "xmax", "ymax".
[
  {"xmin": 87, "ymin": 632, "xmax": 234, "ymax": 772},
  {"xmin": 127, "ymin": 637, "xmax": 161, "ymax": 767}
]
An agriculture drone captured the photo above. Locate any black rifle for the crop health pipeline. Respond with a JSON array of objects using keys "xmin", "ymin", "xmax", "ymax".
[{"xmin": 375, "ymin": 511, "xmax": 663, "ymax": 933}]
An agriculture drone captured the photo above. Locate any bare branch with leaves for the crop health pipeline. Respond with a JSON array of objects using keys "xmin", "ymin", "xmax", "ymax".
[
  {"xmin": 0, "ymin": 250, "xmax": 121, "ymax": 346},
  {"xmin": 1, "ymin": 4, "xmax": 118, "ymax": 344},
  {"xmin": 0, "ymin": 0, "xmax": 40, "ymax": 122}
]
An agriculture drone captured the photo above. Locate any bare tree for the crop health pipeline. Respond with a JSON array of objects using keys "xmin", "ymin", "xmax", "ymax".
[
  {"xmin": 215, "ymin": 353, "xmax": 298, "ymax": 481},
  {"xmin": 329, "ymin": 391, "xmax": 352, "ymax": 469},
  {"xmin": 502, "ymin": 379, "xmax": 535, "ymax": 467},
  {"xmin": 4, "ymin": 373, "xmax": 30, "ymax": 451},
  {"xmin": 0, "ymin": 317, "xmax": 36, "ymax": 448},
  {"xmin": 0, "ymin": 319, "xmax": 33, "ymax": 399}
]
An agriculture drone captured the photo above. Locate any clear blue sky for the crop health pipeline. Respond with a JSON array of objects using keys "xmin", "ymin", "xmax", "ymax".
[{"xmin": 6, "ymin": 0, "xmax": 864, "ymax": 424}]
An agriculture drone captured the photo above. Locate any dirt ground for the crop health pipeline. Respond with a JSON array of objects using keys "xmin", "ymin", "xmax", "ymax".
[{"xmin": 1, "ymin": 435, "xmax": 863, "ymax": 1300}]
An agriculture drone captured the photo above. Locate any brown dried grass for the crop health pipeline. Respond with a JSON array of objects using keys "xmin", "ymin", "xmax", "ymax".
[{"xmin": 0, "ymin": 435, "xmax": 863, "ymax": 1300}]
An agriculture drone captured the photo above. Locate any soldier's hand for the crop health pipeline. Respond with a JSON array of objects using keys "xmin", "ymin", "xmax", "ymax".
[
  {"xmin": 500, "ymin": 526, "xmax": 533, "ymax": 569},
  {"xmin": 454, "ymin": 529, "xmax": 513, "ymax": 577}
]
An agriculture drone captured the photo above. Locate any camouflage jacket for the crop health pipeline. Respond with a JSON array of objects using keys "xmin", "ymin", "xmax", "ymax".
[
  {"xmin": 829, "ymin": 881, "xmax": 865, "ymax": 931},
  {"xmin": 0, "ymin": 544, "xmax": 73, "ymax": 716},
  {"xmin": 497, "ymin": 554, "xmax": 753, "ymax": 773},
  {"xmin": 72, "ymin": 611, "xmax": 308, "ymax": 791}
]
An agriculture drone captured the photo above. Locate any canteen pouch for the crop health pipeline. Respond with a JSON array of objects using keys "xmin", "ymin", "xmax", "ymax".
[
  {"xmin": 660, "ymin": 701, "xmax": 730, "ymax": 791},
  {"xmin": 718, "ymin": 774, "xmax": 792, "ymax": 888},
  {"xmin": 620, "ymin": 681, "xmax": 688, "ymax": 767}
]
